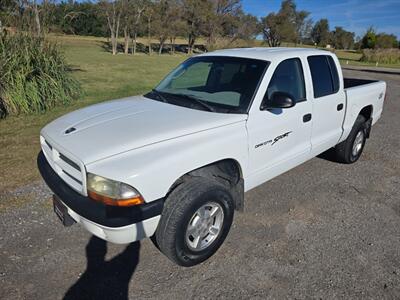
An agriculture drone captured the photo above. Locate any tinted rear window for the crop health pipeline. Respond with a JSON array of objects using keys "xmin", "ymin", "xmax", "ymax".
[
  {"xmin": 327, "ymin": 56, "xmax": 340, "ymax": 92},
  {"xmin": 307, "ymin": 55, "xmax": 339, "ymax": 98}
]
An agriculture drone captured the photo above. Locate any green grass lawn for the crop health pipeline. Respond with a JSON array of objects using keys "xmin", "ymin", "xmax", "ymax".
[
  {"xmin": 0, "ymin": 35, "xmax": 186, "ymax": 192},
  {"xmin": 336, "ymin": 50, "xmax": 400, "ymax": 69}
]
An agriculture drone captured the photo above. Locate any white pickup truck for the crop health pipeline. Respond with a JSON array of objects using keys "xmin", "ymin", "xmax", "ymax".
[{"xmin": 38, "ymin": 48, "xmax": 386, "ymax": 266}]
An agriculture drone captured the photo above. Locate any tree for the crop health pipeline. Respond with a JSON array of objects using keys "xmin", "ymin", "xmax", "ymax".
[
  {"xmin": 331, "ymin": 26, "xmax": 355, "ymax": 49},
  {"xmin": 0, "ymin": 0, "xmax": 16, "ymax": 17},
  {"xmin": 261, "ymin": 0, "xmax": 306, "ymax": 47},
  {"xmin": 120, "ymin": 0, "xmax": 148, "ymax": 55},
  {"xmin": 227, "ymin": 12, "xmax": 260, "ymax": 43},
  {"xmin": 182, "ymin": 0, "xmax": 209, "ymax": 54},
  {"xmin": 32, "ymin": 0, "xmax": 41, "ymax": 36},
  {"xmin": 294, "ymin": 10, "xmax": 311, "ymax": 45},
  {"xmin": 100, "ymin": 0, "xmax": 123, "ymax": 55},
  {"xmin": 153, "ymin": 0, "xmax": 175, "ymax": 55},
  {"xmin": 40, "ymin": 0, "xmax": 59, "ymax": 35},
  {"xmin": 1, "ymin": 0, "xmax": 59, "ymax": 35},
  {"xmin": 353, "ymin": 36, "xmax": 362, "ymax": 50},
  {"xmin": 203, "ymin": 0, "xmax": 241, "ymax": 49},
  {"xmin": 167, "ymin": 1, "xmax": 185, "ymax": 54},
  {"xmin": 54, "ymin": 2, "xmax": 107, "ymax": 36},
  {"xmin": 130, "ymin": 0, "xmax": 146, "ymax": 55},
  {"xmin": 143, "ymin": 2, "xmax": 154, "ymax": 55},
  {"xmin": 261, "ymin": 13, "xmax": 281, "ymax": 47},
  {"xmin": 0, "ymin": 0, "xmax": 18, "ymax": 29},
  {"xmin": 311, "ymin": 18, "xmax": 330, "ymax": 46},
  {"xmin": 361, "ymin": 27, "xmax": 376, "ymax": 49},
  {"xmin": 376, "ymin": 33, "xmax": 398, "ymax": 49},
  {"xmin": 277, "ymin": 0, "xmax": 297, "ymax": 43},
  {"xmin": 121, "ymin": 0, "xmax": 131, "ymax": 54}
]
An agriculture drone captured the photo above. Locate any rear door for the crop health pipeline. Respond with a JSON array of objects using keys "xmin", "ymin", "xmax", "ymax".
[
  {"xmin": 307, "ymin": 55, "xmax": 346, "ymax": 155},
  {"xmin": 246, "ymin": 57, "xmax": 313, "ymax": 189}
]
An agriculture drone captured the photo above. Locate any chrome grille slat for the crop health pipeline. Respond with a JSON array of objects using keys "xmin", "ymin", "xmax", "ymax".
[
  {"xmin": 54, "ymin": 158, "xmax": 82, "ymax": 181},
  {"xmin": 59, "ymin": 172, "xmax": 83, "ymax": 191},
  {"xmin": 45, "ymin": 140, "xmax": 53, "ymax": 150},
  {"xmin": 63, "ymin": 170, "xmax": 82, "ymax": 184},
  {"xmin": 40, "ymin": 136, "xmax": 85, "ymax": 194},
  {"xmin": 42, "ymin": 139, "xmax": 53, "ymax": 160},
  {"xmin": 59, "ymin": 153, "xmax": 80, "ymax": 171}
]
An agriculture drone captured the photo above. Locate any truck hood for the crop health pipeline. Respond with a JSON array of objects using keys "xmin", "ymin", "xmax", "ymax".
[{"xmin": 41, "ymin": 95, "xmax": 247, "ymax": 164}]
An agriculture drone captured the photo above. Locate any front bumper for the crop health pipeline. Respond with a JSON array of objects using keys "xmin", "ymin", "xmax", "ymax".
[
  {"xmin": 37, "ymin": 151, "xmax": 164, "ymax": 243},
  {"xmin": 65, "ymin": 205, "xmax": 160, "ymax": 244}
]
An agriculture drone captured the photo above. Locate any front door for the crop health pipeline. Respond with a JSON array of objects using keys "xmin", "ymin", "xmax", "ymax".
[{"xmin": 246, "ymin": 57, "xmax": 313, "ymax": 190}]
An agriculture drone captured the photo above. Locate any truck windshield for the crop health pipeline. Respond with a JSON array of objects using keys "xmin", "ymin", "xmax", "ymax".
[{"xmin": 145, "ymin": 56, "xmax": 269, "ymax": 114}]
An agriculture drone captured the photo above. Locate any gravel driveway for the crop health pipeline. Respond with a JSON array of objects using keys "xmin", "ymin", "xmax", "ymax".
[{"xmin": 1, "ymin": 67, "xmax": 399, "ymax": 299}]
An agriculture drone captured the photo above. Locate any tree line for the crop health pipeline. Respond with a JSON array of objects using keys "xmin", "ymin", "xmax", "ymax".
[{"xmin": 1, "ymin": 0, "xmax": 398, "ymax": 55}]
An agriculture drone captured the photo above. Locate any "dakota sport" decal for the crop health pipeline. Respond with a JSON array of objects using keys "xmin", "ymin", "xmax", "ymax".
[{"xmin": 255, "ymin": 131, "xmax": 292, "ymax": 148}]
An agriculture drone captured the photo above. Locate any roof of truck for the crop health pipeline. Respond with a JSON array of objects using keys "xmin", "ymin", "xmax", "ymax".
[{"xmin": 199, "ymin": 47, "xmax": 333, "ymax": 61}]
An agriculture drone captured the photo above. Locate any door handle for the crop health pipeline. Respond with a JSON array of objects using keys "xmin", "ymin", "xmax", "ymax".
[
  {"xmin": 303, "ymin": 113, "xmax": 312, "ymax": 123},
  {"xmin": 337, "ymin": 103, "xmax": 344, "ymax": 111}
]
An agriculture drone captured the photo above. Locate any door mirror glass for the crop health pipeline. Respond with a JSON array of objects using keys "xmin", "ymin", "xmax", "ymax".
[{"xmin": 261, "ymin": 91, "xmax": 296, "ymax": 110}]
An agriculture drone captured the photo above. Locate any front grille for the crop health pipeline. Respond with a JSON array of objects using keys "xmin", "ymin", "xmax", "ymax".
[
  {"xmin": 40, "ymin": 136, "xmax": 86, "ymax": 194},
  {"xmin": 59, "ymin": 153, "xmax": 81, "ymax": 171}
]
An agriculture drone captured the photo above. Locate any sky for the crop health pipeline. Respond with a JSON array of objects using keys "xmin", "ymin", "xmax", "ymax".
[{"xmin": 242, "ymin": 0, "xmax": 400, "ymax": 39}]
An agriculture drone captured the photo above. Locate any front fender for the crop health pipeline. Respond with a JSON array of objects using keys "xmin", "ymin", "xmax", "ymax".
[{"xmin": 86, "ymin": 121, "xmax": 248, "ymax": 202}]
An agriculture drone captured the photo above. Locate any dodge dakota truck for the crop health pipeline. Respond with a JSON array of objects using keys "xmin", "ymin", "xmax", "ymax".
[{"xmin": 38, "ymin": 48, "xmax": 386, "ymax": 266}]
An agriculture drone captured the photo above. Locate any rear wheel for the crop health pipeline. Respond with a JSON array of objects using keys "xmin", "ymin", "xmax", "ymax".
[
  {"xmin": 335, "ymin": 115, "xmax": 368, "ymax": 163},
  {"xmin": 155, "ymin": 177, "xmax": 234, "ymax": 267}
]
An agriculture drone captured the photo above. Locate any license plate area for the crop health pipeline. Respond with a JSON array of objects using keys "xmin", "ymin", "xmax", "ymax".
[{"xmin": 53, "ymin": 195, "xmax": 76, "ymax": 227}]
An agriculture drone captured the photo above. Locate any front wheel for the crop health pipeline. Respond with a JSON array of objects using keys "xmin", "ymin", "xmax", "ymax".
[{"xmin": 155, "ymin": 177, "xmax": 235, "ymax": 267}]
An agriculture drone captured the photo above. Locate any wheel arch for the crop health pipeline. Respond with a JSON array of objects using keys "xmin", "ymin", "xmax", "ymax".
[
  {"xmin": 166, "ymin": 158, "xmax": 245, "ymax": 211},
  {"xmin": 359, "ymin": 105, "xmax": 373, "ymax": 120},
  {"xmin": 358, "ymin": 105, "xmax": 373, "ymax": 138}
]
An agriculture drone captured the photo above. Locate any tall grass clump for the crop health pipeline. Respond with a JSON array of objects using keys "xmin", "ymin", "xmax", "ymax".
[
  {"xmin": 361, "ymin": 48, "xmax": 400, "ymax": 65},
  {"xmin": 0, "ymin": 32, "xmax": 81, "ymax": 118}
]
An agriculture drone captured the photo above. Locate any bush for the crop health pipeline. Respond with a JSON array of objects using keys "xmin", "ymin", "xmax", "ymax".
[
  {"xmin": 361, "ymin": 48, "xmax": 400, "ymax": 64},
  {"xmin": 0, "ymin": 32, "xmax": 81, "ymax": 118}
]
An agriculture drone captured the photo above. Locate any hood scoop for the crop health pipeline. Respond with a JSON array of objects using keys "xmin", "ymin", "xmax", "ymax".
[{"xmin": 64, "ymin": 127, "xmax": 76, "ymax": 134}]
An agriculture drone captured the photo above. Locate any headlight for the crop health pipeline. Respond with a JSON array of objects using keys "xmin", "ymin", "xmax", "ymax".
[{"xmin": 87, "ymin": 173, "xmax": 144, "ymax": 207}]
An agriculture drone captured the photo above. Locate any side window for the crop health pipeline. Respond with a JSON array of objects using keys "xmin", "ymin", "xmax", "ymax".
[
  {"xmin": 266, "ymin": 58, "xmax": 306, "ymax": 102},
  {"xmin": 307, "ymin": 55, "xmax": 339, "ymax": 98}
]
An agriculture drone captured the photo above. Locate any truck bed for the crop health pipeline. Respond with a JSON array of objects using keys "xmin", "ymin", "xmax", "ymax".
[
  {"xmin": 340, "ymin": 78, "xmax": 386, "ymax": 145},
  {"xmin": 344, "ymin": 78, "xmax": 378, "ymax": 89}
]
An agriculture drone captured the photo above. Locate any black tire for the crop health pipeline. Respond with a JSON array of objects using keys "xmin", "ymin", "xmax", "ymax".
[
  {"xmin": 155, "ymin": 177, "xmax": 235, "ymax": 267},
  {"xmin": 335, "ymin": 115, "xmax": 368, "ymax": 164}
]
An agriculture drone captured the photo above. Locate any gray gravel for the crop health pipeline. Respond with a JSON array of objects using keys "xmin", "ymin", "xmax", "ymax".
[{"xmin": 1, "ymin": 67, "xmax": 399, "ymax": 299}]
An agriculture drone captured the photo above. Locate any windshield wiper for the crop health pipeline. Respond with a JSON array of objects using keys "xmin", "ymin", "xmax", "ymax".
[
  {"xmin": 151, "ymin": 89, "xmax": 169, "ymax": 103},
  {"xmin": 172, "ymin": 93, "xmax": 216, "ymax": 112}
]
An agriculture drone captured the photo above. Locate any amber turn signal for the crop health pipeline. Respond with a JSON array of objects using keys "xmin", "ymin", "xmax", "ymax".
[{"xmin": 88, "ymin": 191, "xmax": 144, "ymax": 207}]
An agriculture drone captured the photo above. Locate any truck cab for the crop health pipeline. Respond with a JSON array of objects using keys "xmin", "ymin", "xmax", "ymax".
[{"xmin": 38, "ymin": 48, "xmax": 386, "ymax": 266}]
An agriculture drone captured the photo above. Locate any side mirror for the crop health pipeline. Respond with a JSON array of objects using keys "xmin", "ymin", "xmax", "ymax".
[{"xmin": 261, "ymin": 91, "xmax": 296, "ymax": 110}]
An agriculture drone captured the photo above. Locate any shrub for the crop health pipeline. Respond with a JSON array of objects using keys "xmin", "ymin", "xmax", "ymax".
[
  {"xmin": 361, "ymin": 48, "xmax": 400, "ymax": 64},
  {"xmin": 0, "ymin": 32, "xmax": 81, "ymax": 118},
  {"xmin": 361, "ymin": 27, "xmax": 376, "ymax": 49}
]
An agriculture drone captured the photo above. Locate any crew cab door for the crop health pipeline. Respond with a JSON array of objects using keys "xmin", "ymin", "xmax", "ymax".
[
  {"xmin": 246, "ymin": 57, "xmax": 313, "ymax": 190},
  {"xmin": 307, "ymin": 55, "xmax": 346, "ymax": 155}
]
